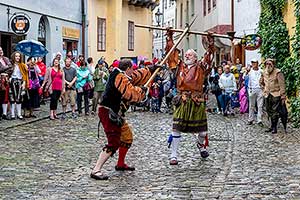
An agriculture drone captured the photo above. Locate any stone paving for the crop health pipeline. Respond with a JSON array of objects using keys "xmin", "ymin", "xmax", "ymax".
[{"xmin": 0, "ymin": 102, "xmax": 300, "ymax": 199}]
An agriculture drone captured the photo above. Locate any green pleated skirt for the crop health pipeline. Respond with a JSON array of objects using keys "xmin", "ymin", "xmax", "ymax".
[{"xmin": 173, "ymin": 99, "xmax": 207, "ymax": 133}]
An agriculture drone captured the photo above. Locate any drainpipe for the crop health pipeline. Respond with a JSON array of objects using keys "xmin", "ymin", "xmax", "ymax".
[
  {"xmin": 231, "ymin": 0, "xmax": 234, "ymax": 62},
  {"xmin": 81, "ymin": 0, "xmax": 86, "ymax": 57},
  {"xmin": 231, "ymin": 0, "xmax": 234, "ymax": 32}
]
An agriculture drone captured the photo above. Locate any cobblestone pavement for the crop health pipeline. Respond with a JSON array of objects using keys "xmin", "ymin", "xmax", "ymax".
[{"xmin": 0, "ymin": 103, "xmax": 300, "ymax": 199}]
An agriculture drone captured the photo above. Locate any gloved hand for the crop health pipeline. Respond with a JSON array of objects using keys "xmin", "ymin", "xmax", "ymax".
[{"xmin": 148, "ymin": 64, "xmax": 162, "ymax": 73}]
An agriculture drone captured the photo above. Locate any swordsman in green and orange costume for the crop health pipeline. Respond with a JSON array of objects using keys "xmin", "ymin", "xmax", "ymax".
[{"xmin": 169, "ymin": 34, "xmax": 214, "ymax": 165}]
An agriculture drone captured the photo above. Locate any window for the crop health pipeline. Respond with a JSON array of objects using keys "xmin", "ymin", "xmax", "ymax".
[
  {"xmin": 180, "ymin": 3, "xmax": 183, "ymax": 27},
  {"xmin": 203, "ymin": 0, "xmax": 206, "ymax": 16},
  {"xmin": 191, "ymin": 0, "xmax": 195, "ymax": 16},
  {"xmin": 128, "ymin": 21, "xmax": 134, "ymax": 51},
  {"xmin": 38, "ymin": 18, "xmax": 46, "ymax": 40},
  {"xmin": 97, "ymin": 18, "xmax": 106, "ymax": 51},
  {"xmin": 208, "ymin": 0, "xmax": 211, "ymax": 13},
  {"xmin": 213, "ymin": 0, "xmax": 216, "ymax": 8},
  {"xmin": 186, "ymin": 1, "xmax": 189, "ymax": 23},
  {"xmin": 175, "ymin": 8, "xmax": 177, "ymax": 28}
]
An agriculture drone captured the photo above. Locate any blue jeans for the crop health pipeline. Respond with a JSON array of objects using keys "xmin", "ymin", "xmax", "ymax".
[{"xmin": 218, "ymin": 93, "xmax": 231, "ymax": 113}]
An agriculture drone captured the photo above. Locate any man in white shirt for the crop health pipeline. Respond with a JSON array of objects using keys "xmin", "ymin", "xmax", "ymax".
[
  {"xmin": 247, "ymin": 59, "xmax": 264, "ymax": 126},
  {"xmin": 218, "ymin": 65, "xmax": 237, "ymax": 116}
]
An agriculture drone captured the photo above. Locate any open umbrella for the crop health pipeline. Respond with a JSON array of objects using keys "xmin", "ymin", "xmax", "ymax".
[{"xmin": 15, "ymin": 39, "xmax": 48, "ymax": 57}]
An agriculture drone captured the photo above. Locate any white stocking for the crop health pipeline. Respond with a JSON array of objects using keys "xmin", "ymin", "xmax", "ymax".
[
  {"xmin": 11, "ymin": 103, "xmax": 16, "ymax": 118},
  {"xmin": 170, "ymin": 131, "xmax": 181, "ymax": 160},
  {"xmin": 16, "ymin": 104, "xmax": 22, "ymax": 117},
  {"xmin": 197, "ymin": 132, "xmax": 208, "ymax": 152},
  {"xmin": 2, "ymin": 104, "xmax": 7, "ymax": 115}
]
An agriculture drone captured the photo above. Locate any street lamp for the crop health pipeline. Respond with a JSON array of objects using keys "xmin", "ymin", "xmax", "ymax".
[
  {"xmin": 155, "ymin": 8, "xmax": 163, "ymax": 58},
  {"xmin": 155, "ymin": 8, "xmax": 163, "ymax": 26}
]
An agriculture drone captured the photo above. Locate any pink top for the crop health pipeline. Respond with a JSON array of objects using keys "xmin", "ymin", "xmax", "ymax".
[{"xmin": 51, "ymin": 68, "xmax": 63, "ymax": 91}]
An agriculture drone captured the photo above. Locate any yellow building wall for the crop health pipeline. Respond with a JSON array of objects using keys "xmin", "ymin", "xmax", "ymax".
[
  {"xmin": 88, "ymin": 0, "xmax": 153, "ymax": 65},
  {"xmin": 283, "ymin": 0, "xmax": 296, "ymax": 51},
  {"xmin": 121, "ymin": 2, "xmax": 153, "ymax": 60}
]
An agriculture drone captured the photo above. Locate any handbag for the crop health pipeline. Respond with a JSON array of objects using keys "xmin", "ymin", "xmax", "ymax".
[
  {"xmin": 108, "ymin": 109, "xmax": 124, "ymax": 127},
  {"xmin": 28, "ymin": 67, "xmax": 40, "ymax": 90},
  {"xmin": 29, "ymin": 79, "xmax": 40, "ymax": 90},
  {"xmin": 83, "ymin": 82, "xmax": 91, "ymax": 91}
]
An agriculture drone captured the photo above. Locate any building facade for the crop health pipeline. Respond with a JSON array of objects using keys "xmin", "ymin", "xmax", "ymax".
[
  {"xmin": 175, "ymin": 0, "xmax": 233, "ymax": 66},
  {"xmin": 152, "ymin": 0, "xmax": 176, "ymax": 59},
  {"xmin": 234, "ymin": 0, "xmax": 261, "ymax": 66},
  {"xmin": 0, "ymin": 0, "xmax": 84, "ymax": 66},
  {"xmin": 87, "ymin": 0, "xmax": 158, "ymax": 65}
]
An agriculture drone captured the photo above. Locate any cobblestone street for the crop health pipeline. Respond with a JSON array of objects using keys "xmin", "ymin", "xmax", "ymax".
[{"xmin": 1, "ymin": 104, "xmax": 300, "ymax": 200}]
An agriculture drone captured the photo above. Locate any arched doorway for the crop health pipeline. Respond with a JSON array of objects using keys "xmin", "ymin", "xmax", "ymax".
[{"xmin": 38, "ymin": 16, "xmax": 49, "ymax": 63}]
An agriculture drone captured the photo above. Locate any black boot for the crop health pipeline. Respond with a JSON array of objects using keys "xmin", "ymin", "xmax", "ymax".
[
  {"xmin": 265, "ymin": 120, "xmax": 273, "ymax": 132},
  {"xmin": 272, "ymin": 118, "xmax": 278, "ymax": 134}
]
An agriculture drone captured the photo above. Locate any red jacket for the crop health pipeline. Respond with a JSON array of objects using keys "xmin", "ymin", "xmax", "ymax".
[{"xmin": 36, "ymin": 61, "xmax": 47, "ymax": 77}]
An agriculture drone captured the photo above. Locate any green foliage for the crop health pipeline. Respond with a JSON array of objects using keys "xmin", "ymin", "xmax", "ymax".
[
  {"xmin": 258, "ymin": 0, "xmax": 290, "ymax": 69},
  {"xmin": 259, "ymin": 0, "xmax": 300, "ymax": 127},
  {"xmin": 290, "ymin": 96, "xmax": 300, "ymax": 127},
  {"xmin": 282, "ymin": 57, "xmax": 299, "ymax": 97}
]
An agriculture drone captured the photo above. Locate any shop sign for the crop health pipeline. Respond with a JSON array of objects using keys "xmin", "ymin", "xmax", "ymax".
[
  {"xmin": 241, "ymin": 34, "xmax": 262, "ymax": 50},
  {"xmin": 62, "ymin": 27, "xmax": 80, "ymax": 39},
  {"xmin": 10, "ymin": 13, "xmax": 30, "ymax": 35}
]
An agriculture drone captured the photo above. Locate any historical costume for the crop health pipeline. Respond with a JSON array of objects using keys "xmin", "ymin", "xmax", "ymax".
[
  {"xmin": 9, "ymin": 52, "xmax": 29, "ymax": 119},
  {"xmin": 0, "ymin": 48, "xmax": 13, "ymax": 119},
  {"xmin": 260, "ymin": 58, "xmax": 287, "ymax": 134},
  {"xmin": 168, "ymin": 34, "xmax": 214, "ymax": 165},
  {"xmin": 91, "ymin": 59, "xmax": 157, "ymax": 180}
]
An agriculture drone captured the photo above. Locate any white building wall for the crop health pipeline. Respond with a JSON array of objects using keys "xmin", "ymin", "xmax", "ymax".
[
  {"xmin": 153, "ymin": 0, "xmax": 176, "ymax": 59},
  {"xmin": 234, "ymin": 0, "xmax": 261, "ymax": 66},
  {"xmin": 0, "ymin": 0, "xmax": 83, "ymax": 66},
  {"xmin": 176, "ymin": 0, "xmax": 232, "ymax": 59}
]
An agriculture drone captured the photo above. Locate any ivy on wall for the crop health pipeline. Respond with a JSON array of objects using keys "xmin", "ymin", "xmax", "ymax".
[
  {"xmin": 287, "ymin": 0, "xmax": 300, "ymax": 126},
  {"xmin": 258, "ymin": 0, "xmax": 300, "ymax": 127},
  {"xmin": 258, "ymin": 0, "xmax": 290, "ymax": 69}
]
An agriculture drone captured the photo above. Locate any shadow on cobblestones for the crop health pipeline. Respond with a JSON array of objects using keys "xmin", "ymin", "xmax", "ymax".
[{"xmin": 0, "ymin": 108, "xmax": 300, "ymax": 199}]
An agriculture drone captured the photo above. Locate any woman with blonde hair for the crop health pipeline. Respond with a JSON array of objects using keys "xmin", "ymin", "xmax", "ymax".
[
  {"xmin": 41, "ymin": 58, "xmax": 65, "ymax": 120},
  {"xmin": 9, "ymin": 51, "xmax": 29, "ymax": 120}
]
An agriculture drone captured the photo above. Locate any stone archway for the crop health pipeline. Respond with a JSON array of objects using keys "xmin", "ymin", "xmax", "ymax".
[{"xmin": 38, "ymin": 16, "xmax": 50, "ymax": 63}]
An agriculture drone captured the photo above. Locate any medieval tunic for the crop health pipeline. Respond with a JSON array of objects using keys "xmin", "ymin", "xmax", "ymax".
[
  {"xmin": 99, "ymin": 67, "xmax": 151, "ymax": 154},
  {"xmin": 173, "ymin": 61, "xmax": 210, "ymax": 133},
  {"xmin": 261, "ymin": 68, "xmax": 286, "ymax": 120}
]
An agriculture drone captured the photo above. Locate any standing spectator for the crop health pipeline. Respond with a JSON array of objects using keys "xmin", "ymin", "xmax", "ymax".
[
  {"xmin": 260, "ymin": 59, "xmax": 287, "ymax": 134},
  {"xmin": 210, "ymin": 67, "xmax": 223, "ymax": 114},
  {"xmin": 150, "ymin": 82, "xmax": 160, "ymax": 113},
  {"xmin": 76, "ymin": 60, "xmax": 92, "ymax": 116},
  {"xmin": 61, "ymin": 57, "xmax": 77, "ymax": 119},
  {"xmin": 65, "ymin": 51, "xmax": 78, "ymax": 69},
  {"xmin": 36, "ymin": 57, "xmax": 46, "ymax": 85},
  {"xmin": 23, "ymin": 57, "xmax": 41, "ymax": 118},
  {"xmin": 76, "ymin": 55, "xmax": 85, "ymax": 67},
  {"xmin": 9, "ymin": 51, "xmax": 29, "ymax": 120},
  {"xmin": 36, "ymin": 57, "xmax": 47, "ymax": 104},
  {"xmin": 235, "ymin": 58, "xmax": 243, "ymax": 73},
  {"xmin": 66, "ymin": 51, "xmax": 75, "ymax": 62},
  {"xmin": 87, "ymin": 57, "xmax": 95, "ymax": 75},
  {"xmin": 91, "ymin": 60, "xmax": 108, "ymax": 114},
  {"xmin": 247, "ymin": 59, "xmax": 264, "ymax": 125},
  {"xmin": 41, "ymin": 58, "xmax": 65, "ymax": 120},
  {"xmin": 0, "ymin": 46, "xmax": 12, "ymax": 119},
  {"xmin": 55, "ymin": 52, "xmax": 65, "ymax": 68},
  {"xmin": 218, "ymin": 65, "xmax": 237, "ymax": 116}
]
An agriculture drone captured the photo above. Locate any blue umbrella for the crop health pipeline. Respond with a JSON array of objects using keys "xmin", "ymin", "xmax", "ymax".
[{"xmin": 15, "ymin": 39, "xmax": 48, "ymax": 57}]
